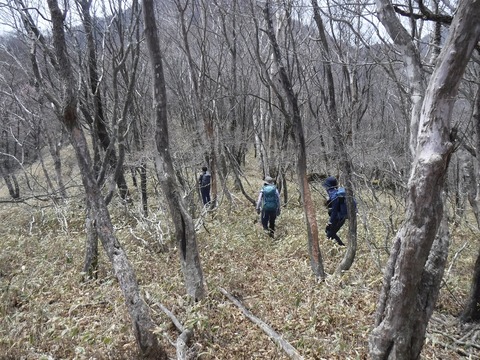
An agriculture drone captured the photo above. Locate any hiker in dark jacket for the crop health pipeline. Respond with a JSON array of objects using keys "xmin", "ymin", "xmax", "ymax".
[
  {"xmin": 323, "ymin": 176, "xmax": 347, "ymax": 246},
  {"xmin": 256, "ymin": 176, "xmax": 281, "ymax": 238},
  {"xmin": 199, "ymin": 166, "xmax": 211, "ymax": 205}
]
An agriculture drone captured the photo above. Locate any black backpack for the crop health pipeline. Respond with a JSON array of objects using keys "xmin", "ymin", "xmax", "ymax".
[{"xmin": 201, "ymin": 173, "xmax": 211, "ymax": 187}]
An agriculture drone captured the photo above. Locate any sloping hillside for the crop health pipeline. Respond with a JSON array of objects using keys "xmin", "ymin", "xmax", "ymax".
[{"xmin": 0, "ymin": 147, "xmax": 478, "ymax": 359}]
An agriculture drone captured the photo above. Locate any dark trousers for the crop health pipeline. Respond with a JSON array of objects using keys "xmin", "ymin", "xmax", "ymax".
[
  {"xmin": 201, "ymin": 186, "xmax": 211, "ymax": 205},
  {"xmin": 261, "ymin": 210, "xmax": 277, "ymax": 237},
  {"xmin": 326, "ymin": 219, "xmax": 346, "ymax": 245}
]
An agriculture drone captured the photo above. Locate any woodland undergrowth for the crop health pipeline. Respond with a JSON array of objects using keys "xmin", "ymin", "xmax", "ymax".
[{"xmin": 0, "ymin": 149, "xmax": 479, "ymax": 359}]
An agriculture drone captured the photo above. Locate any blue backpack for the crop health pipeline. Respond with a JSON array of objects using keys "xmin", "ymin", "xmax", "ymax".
[{"xmin": 262, "ymin": 185, "xmax": 278, "ymax": 211}]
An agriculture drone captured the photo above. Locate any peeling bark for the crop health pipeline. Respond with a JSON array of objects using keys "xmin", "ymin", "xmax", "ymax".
[{"xmin": 369, "ymin": 1, "xmax": 480, "ymax": 358}]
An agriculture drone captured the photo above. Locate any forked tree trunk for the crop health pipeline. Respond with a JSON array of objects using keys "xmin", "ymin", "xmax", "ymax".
[
  {"xmin": 142, "ymin": 0, "xmax": 205, "ymax": 301},
  {"xmin": 46, "ymin": 1, "xmax": 165, "ymax": 357},
  {"xmin": 264, "ymin": 0, "xmax": 325, "ymax": 279},
  {"xmin": 369, "ymin": 1, "xmax": 480, "ymax": 358},
  {"xmin": 78, "ymin": 0, "xmax": 130, "ymax": 202}
]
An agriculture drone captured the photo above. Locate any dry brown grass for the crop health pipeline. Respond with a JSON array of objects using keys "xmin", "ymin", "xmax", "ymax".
[{"xmin": 0, "ymin": 149, "xmax": 479, "ymax": 359}]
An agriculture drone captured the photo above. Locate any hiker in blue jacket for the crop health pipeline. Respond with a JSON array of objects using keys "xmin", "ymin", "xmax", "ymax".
[
  {"xmin": 256, "ymin": 176, "xmax": 281, "ymax": 238},
  {"xmin": 323, "ymin": 176, "xmax": 347, "ymax": 246}
]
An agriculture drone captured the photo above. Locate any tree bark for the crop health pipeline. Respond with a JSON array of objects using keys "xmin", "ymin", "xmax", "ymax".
[
  {"xmin": 45, "ymin": 1, "xmax": 165, "ymax": 357},
  {"xmin": 311, "ymin": 0, "xmax": 358, "ymax": 272},
  {"xmin": 369, "ymin": 1, "xmax": 480, "ymax": 358},
  {"xmin": 142, "ymin": 0, "xmax": 205, "ymax": 301},
  {"xmin": 460, "ymin": 247, "xmax": 480, "ymax": 323},
  {"xmin": 375, "ymin": 0, "xmax": 426, "ymax": 158},
  {"xmin": 264, "ymin": 0, "xmax": 325, "ymax": 279},
  {"xmin": 77, "ymin": 0, "xmax": 130, "ymax": 202},
  {"xmin": 461, "ymin": 73, "xmax": 480, "ymax": 323}
]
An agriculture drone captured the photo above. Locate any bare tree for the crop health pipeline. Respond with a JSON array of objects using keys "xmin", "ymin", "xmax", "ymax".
[
  {"xmin": 311, "ymin": 0, "xmax": 358, "ymax": 272},
  {"xmin": 263, "ymin": 0, "xmax": 325, "ymax": 279},
  {"xmin": 43, "ymin": 0, "xmax": 165, "ymax": 357},
  {"xmin": 369, "ymin": 0, "xmax": 480, "ymax": 358},
  {"xmin": 142, "ymin": 0, "xmax": 205, "ymax": 301}
]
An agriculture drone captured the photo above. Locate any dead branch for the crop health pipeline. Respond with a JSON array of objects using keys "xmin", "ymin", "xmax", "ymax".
[
  {"xmin": 219, "ymin": 287, "xmax": 304, "ymax": 360},
  {"xmin": 155, "ymin": 302, "xmax": 194, "ymax": 360}
]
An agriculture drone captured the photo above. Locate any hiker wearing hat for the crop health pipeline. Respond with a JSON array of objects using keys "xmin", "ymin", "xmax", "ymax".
[
  {"xmin": 323, "ymin": 176, "xmax": 347, "ymax": 246},
  {"xmin": 256, "ymin": 176, "xmax": 281, "ymax": 238}
]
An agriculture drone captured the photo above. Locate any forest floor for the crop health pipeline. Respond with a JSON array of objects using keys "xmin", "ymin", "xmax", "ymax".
[{"xmin": 1, "ymin": 150, "xmax": 480, "ymax": 359}]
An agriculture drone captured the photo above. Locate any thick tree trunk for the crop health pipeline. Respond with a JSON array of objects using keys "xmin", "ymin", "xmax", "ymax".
[
  {"xmin": 461, "ymin": 248, "xmax": 480, "ymax": 323},
  {"xmin": 369, "ymin": 1, "xmax": 480, "ymax": 358},
  {"xmin": 264, "ymin": 0, "xmax": 325, "ymax": 279},
  {"xmin": 46, "ymin": 1, "xmax": 165, "ymax": 357},
  {"xmin": 461, "ymin": 75, "xmax": 480, "ymax": 323},
  {"xmin": 142, "ymin": 0, "xmax": 205, "ymax": 301}
]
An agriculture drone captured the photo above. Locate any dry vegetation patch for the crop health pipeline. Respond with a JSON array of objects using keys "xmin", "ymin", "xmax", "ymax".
[{"xmin": 0, "ymin": 172, "xmax": 479, "ymax": 359}]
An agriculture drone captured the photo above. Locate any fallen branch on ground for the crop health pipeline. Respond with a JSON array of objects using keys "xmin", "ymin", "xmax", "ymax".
[
  {"xmin": 155, "ymin": 302, "xmax": 194, "ymax": 360},
  {"xmin": 219, "ymin": 287, "xmax": 304, "ymax": 360}
]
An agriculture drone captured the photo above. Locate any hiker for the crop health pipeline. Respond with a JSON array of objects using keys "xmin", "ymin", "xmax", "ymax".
[
  {"xmin": 199, "ymin": 166, "xmax": 211, "ymax": 206},
  {"xmin": 256, "ymin": 176, "xmax": 281, "ymax": 238},
  {"xmin": 323, "ymin": 176, "xmax": 348, "ymax": 246}
]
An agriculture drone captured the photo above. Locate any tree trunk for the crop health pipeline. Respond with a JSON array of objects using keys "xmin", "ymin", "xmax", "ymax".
[
  {"xmin": 82, "ymin": 206, "xmax": 99, "ymax": 280},
  {"xmin": 369, "ymin": 1, "xmax": 480, "ymax": 358},
  {"xmin": 142, "ymin": 0, "xmax": 205, "ymax": 301},
  {"xmin": 1, "ymin": 171, "xmax": 20, "ymax": 199},
  {"xmin": 311, "ymin": 0, "xmax": 357, "ymax": 272},
  {"xmin": 77, "ymin": 0, "xmax": 130, "ymax": 202},
  {"xmin": 46, "ymin": 1, "xmax": 165, "ymax": 357},
  {"xmin": 264, "ymin": 0, "xmax": 325, "ymax": 279},
  {"xmin": 460, "ymin": 248, "xmax": 480, "ymax": 323},
  {"xmin": 375, "ymin": 0, "xmax": 426, "ymax": 159},
  {"xmin": 461, "ymin": 71, "xmax": 480, "ymax": 323},
  {"xmin": 140, "ymin": 162, "xmax": 148, "ymax": 217},
  {"xmin": 46, "ymin": 133, "xmax": 67, "ymax": 199}
]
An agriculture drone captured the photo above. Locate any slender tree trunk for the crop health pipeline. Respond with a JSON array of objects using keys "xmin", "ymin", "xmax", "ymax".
[
  {"xmin": 140, "ymin": 162, "xmax": 148, "ymax": 217},
  {"xmin": 264, "ymin": 0, "xmax": 325, "ymax": 279},
  {"xmin": 46, "ymin": 134, "xmax": 67, "ymax": 199},
  {"xmin": 0, "ymin": 167, "xmax": 20, "ymax": 199},
  {"xmin": 369, "ymin": 2, "xmax": 480, "ymax": 357},
  {"xmin": 142, "ymin": 0, "xmax": 205, "ymax": 301},
  {"xmin": 175, "ymin": 0, "xmax": 218, "ymax": 208},
  {"xmin": 46, "ymin": 1, "xmax": 164, "ymax": 357},
  {"xmin": 83, "ymin": 206, "xmax": 99, "ymax": 280},
  {"xmin": 311, "ymin": 0, "xmax": 357, "ymax": 272},
  {"xmin": 375, "ymin": 0, "xmax": 426, "ymax": 159},
  {"xmin": 77, "ymin": 0, "xmax": 129, "ymax": 201}
]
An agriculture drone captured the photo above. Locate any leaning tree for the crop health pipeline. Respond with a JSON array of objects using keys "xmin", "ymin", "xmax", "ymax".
[{"xmin": 369, "ymin": 0, "xmax": 480, "ymax": 358}]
